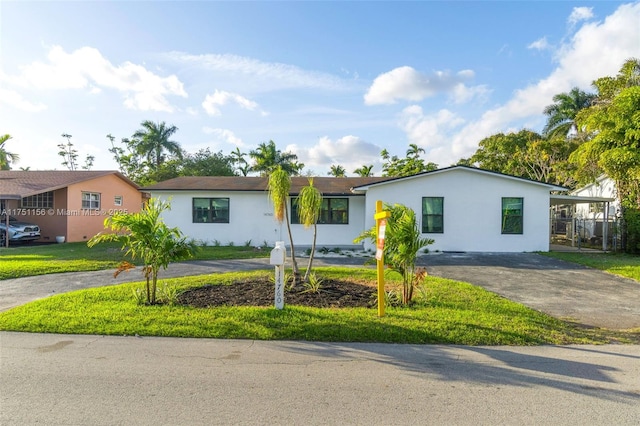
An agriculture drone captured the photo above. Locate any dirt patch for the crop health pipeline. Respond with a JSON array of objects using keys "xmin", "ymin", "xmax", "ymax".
[{"xmin": 178, "ymin": 276, "xmax": 377, "ymax": 308}]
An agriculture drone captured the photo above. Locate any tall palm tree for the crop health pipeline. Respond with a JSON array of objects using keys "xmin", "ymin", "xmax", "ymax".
[
  {"xmin": 543, "ymin": 87, "xmax": 596, "ymax": 139},
  {"xmin": 132, "ymin": 121, "xmax": 183, "ymax": 170},
  {"xmin": 249, "ymin": 140, "xmax": 303, "ymax": 176},
  {"xmin": 0, "ymin": 134, "xmax": 19, "ymax": 170},
  {"xmin": 328, "ymin": 164, "xmax": 346, "ymax": 177},
  {"xmin": 353, "ymin": 165, "xmax": 374, "ymax": 177},
  {"xmin": 268, "ymin": 166, "xmax": 300, "ymax": 283},
  {"xmin": 407, "ymin": 143, "xmax": 425, "ymax": 158},
  {"xmin": 296, "ymin": 178, "xmax": 323, "ymax": 283}
]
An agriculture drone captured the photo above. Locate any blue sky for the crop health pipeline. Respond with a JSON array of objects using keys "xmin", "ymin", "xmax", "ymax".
[{"xmin": 1, "ymin": 1, "xmax": 639, "ymax": 176}]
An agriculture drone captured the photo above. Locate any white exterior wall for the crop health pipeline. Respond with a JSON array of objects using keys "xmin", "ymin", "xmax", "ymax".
[
  {"xmin": 572, "ymin": 177, "xmax": 618, "ymax": 220},
  {"xmin": 361, "ymin": 169, "xmax": 552, "ymax": 252},
  {"xmin": 150, "ymin": 190, "xmax": 367, "ymax": 248}
]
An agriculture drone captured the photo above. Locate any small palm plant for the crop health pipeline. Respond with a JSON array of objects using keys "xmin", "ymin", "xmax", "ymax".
[
  {"xmin": 297, "ymin": 178, "xmax": 323, "ymax": 283},
  {"xmin": 355, "ymin": 203, "xmax": 433, "ymax": 304},
  {"xmin": 88, "ymin": 198, "xmax": 197, "ymax": 305}
]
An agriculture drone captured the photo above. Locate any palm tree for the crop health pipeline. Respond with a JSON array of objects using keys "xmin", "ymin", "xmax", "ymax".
[
  {"xmin": 0, "ymin": 134, "xmax": 19, "ymax": 170},
  {"xmin": 543, "ymin": 87, "xmax": 596, "ymax": 139},
  {"xmin": 132, "ymin": 121, "xmax": 183, "ymax": 170},
  {"xmin": 328, "ymin": 164, "xmax": 346, "ymax": 177},
  {"xmin": 407, "ymin": 143, "xmax": 425, "ymax": 158},
  {"xmin": 88, "ymin": 198, "xmax": 197, "ymax": 305},
  {"xmin": 249, "ymin": 140, "xmax": 303, "ymax": 176},
  {"xmin": 268, "ymin": 166, "xmax": 299, "ymax": 283},
  {"xmin": 230, "ymin": 147, "xmax": 249, "ymax": 176},
  {"xmin": 353, "ymin": 165, "xmax": 374, "ymax": 177},
  {"xmin": 296, "ymin": 178, "xmax": 323, "ymax": 282}
]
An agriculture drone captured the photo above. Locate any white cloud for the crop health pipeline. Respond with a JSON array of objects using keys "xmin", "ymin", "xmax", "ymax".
[
  {"xmin": 4, "ymin": 45, "xmax": 187, "ymax": 112},
  {"xmin": 202, "ymin": 127, "xmax": 245, "ymax": 147},
  {"xmin": 167, "ymin": 52, "xmax": 350, "ymax": 92},
  {"xmin": 0, "ymin": 87, "xmax": 46, "ymax": 112},
  {"xmin": 568, "ymin": 7, "xmax": 594, "ymax": 27},
  {"xmin": 364, "ymin": 66, "xmax": 483, "ymax": 105},
  {"xmin": 399, "ymin": 2, "xmax": 640, "ymax": 166},
  {"xmin": 288, "ymin": 135, "xmax": 382, "ymax": 175},
  {"xmin": 202, "ymin": 90, "xmax": 266, "ymax": 116},
  {"xmin": 528, "ymin": 37, "xmax": 551, "ymax": 51}
]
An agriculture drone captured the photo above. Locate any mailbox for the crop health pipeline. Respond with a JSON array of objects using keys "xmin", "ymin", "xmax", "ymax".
[{"xmin": 270, "ymin": 241, "xmax": 286, "ymax": 266}]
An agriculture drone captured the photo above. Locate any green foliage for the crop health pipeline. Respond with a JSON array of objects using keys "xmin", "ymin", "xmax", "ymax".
[
  {"xmin": 353, "ymin": 164, "xmax": 374, "ymax": 177},
  {"xmin": 267, "ymin": 166, "xmax": 299, "ymax": 281},
  {"xmin": 131, "ymin": 120, "xmax": 183, "ymax": 170},
  {"xmin": 355, "ymin": 203, "xmax": 434, "ymax": 304},
  {"xmin": 301, "ymin": 273, "xmax": 323, "ymax": 294},
  {"xmin": 542, "ymin": 87, "xmax": 596, "ymax": 139},
  {"xmin": 249, "ymin": 140, "xmax": 304, "ymax": 176},
  {"xmin": 87, "ymin": 198, "xmax": 197, "ymax": 304},
  {"xmin": 297, "ymin": 178, "xmax": 323, "ymax": 282},
  {"xmin": 328, "ymin": 164, "xmax": 346, "ymax": 177},
  {"xmin": 381, "ymin": 144, "xmax": 437, "ymax": 177},
  {"xmin": 0, "ymin": 134, "xmax": 19, "ymax": 170},
  {"xmin": 58, "ymin": 133, "xmax": 93, "ymax": 171}
]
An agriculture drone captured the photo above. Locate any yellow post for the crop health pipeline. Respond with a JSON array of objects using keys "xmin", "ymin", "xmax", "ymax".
[{"xmin": 374, "ymin": 200, "xmax": 391, "ymax": 317}]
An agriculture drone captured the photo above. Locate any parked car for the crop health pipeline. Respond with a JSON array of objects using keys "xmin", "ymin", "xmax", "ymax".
[{"xmin": 0, "ymin": 216, "xmax": 41, "ymax": 244}]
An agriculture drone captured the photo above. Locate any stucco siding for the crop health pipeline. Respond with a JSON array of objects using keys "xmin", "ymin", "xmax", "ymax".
[
  {"xmin": 362, "ymin": 169, "xmax": 551, "ymax": 252},
  {"xmin": 151, "ymin": 191, "xmax": 367, "ymax": 248}
]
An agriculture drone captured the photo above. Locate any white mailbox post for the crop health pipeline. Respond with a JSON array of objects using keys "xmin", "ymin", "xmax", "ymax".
[{"xmin": 270, "ymin": 241, "xmax": 286, "ymax": 309}]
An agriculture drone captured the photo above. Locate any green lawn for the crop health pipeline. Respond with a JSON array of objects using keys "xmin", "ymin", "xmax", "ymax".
[
  {"xmin": 541, "ymin": 251, "xmax": 640, "ymax": 282},
  {"xmin": 0, "ymin": 242, "xmax": 269, "ymax": 280},
  {"xmin": 0, "ymin": 267, "xmax": 618, "ymax": 345}
]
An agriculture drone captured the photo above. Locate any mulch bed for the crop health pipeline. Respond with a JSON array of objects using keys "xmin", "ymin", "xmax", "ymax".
[{"xmin": 177, "ymin": 276, "xmax": 377, "ymax": 308}]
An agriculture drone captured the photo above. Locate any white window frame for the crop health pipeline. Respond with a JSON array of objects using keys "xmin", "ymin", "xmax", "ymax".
[{"xmin": 82, "ymin": 192, "xmax": 101, "ymax": 210}]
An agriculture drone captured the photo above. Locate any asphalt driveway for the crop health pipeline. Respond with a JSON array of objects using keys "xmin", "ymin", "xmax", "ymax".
[
  {"xmin": 1, "ymin": 253, "xmax": 639, "ymax": 330},
  {"xmin": 415, "ymin": 252, "xmax": 640, "ymax": 330}
]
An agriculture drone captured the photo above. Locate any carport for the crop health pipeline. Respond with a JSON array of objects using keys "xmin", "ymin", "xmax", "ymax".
[{"xmin": 550, "ymin": 194, "xmax": 616, "ymax": 251}]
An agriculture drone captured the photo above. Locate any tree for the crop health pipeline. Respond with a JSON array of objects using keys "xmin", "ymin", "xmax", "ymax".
[
  {"xmin": 249, "ymin": 140, "xmax": 304, "ymax": 176},
  {"xmin": 542, "ymin": 87, "xmax": 596, "ymax": 139},
  {"xmin": 296, "ymin": 178, "xmax": 323, "ymax": 282},
  {"xmin": 87, "ymin": 198, "xmax": 197, "ymax": 304},
  {"xmin": 107, "ymin": 134, "xmax": 148, "ymax": 182},
  {"xmin": 381, "ymin": 144, "xmax": 437, "ymax": 177},
  {"xmin": 0, "ymin": 134, "xmax": 19, "ymax": 170},
  {"xmin": 58, "ymin": 133, "xmax": 94, "ymax": 171},
  {"xmin": 570, "ymin": 59, "xmax": 640, "ymax": 251},
  {"xmin": 268, "ymin": 166, "xmax": 299, "ymax": 283},
  {"xmin": 353, "ymin": 165, "xmax": 374, "ymax": 177},
  {"xmin": 328, "ymin": 164, "xmax": 346, "ymax": 177},
  {"xmin": 181, "ymin": 148, "xmax": 236, "ymax": 176},
  {"xmin": 354, "ymin": 203, "xmax": 433, "ymax": 304},
  {"xmin": 230, "ymin": 147, "xmax": 250, "ymax": 176},
  {"xmin": 132, "ymin": 121, "xmax": 183, "ymax": 171}
]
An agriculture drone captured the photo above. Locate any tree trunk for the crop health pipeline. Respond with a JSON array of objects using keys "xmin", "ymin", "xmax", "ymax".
[
  {"xmin": 303, "ymin": 224, "xmax": 318, "ymax": 283},
  {"xmin": 284, "ymin": 206, "xmax": 299, "ymax": 285}
]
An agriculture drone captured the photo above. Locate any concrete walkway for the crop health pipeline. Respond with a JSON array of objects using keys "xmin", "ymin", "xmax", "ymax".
[{"xmin": 1, "ymin": 253, "xmax": 639, "ymax": 330}]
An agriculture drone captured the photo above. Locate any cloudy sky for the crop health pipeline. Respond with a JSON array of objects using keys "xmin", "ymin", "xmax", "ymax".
[{"xmin": 1, "ymin": 1, "xmax": 639, "ymax": 176}]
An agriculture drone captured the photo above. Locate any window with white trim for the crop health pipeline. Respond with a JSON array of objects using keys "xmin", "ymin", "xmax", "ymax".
[{"xmin": 82, "ymin": 192, "xmax": 101, "ymax": 210}]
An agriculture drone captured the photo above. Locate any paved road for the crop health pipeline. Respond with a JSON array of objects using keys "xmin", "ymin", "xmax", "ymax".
[
  {"xmin": 1, "ymin": 252, "xmax": 639, "ymax": 329},
  {"xmin": 1, "ymin": 332, "xmax": 639, "ymax": 425}
]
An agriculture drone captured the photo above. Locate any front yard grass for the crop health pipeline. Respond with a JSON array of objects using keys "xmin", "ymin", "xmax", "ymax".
[
  {"xmin": 0, "ymin": 242, "xmax": 269, "ymax": 280},
  {"xmin": 541, "ymin": 251, "xmax": 640, "ymax": 282},
  {"xmin": 0, "ymin": 267, "xmax": 631, "ymax": 345}
]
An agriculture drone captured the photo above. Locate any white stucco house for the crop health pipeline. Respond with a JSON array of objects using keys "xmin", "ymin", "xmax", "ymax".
[{"xmin": 142, "ymin": 165, "xmax": 578, "ymax": 253}]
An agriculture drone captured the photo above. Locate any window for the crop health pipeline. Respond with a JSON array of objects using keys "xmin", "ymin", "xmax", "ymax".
[
  {"xmin": 422, "ymin": 197, "xmax": 444, "ymax": 233},
  {"xmin": 192, "ymin": 198, "xmax": 229, "ymax": 223},
  {"xmin": 502, "ymin": 197, "xmax": 523, "ymax": 234},
  {"xmin": 82, "ymin": 192, "xmax": 101, "ymax": 210},
  {"xmin": 21, "ymin": 191, "xmax": 53, "ymax": 209},
  {"xmin": 291, "ymin": 198, "xmax": 349, "ymax": 224},
  {"xmin": 114, "ymin": 196, "xmax": 123, "ymax": 206},
  {"xmin": 589, "ymin": 202, "xmax": 604, "ymax": 213}
]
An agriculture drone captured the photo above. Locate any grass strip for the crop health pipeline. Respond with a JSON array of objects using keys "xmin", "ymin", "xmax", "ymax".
[{"xmin": 0, "ymin": 268, "xmax": 621, "ymax": 345}]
